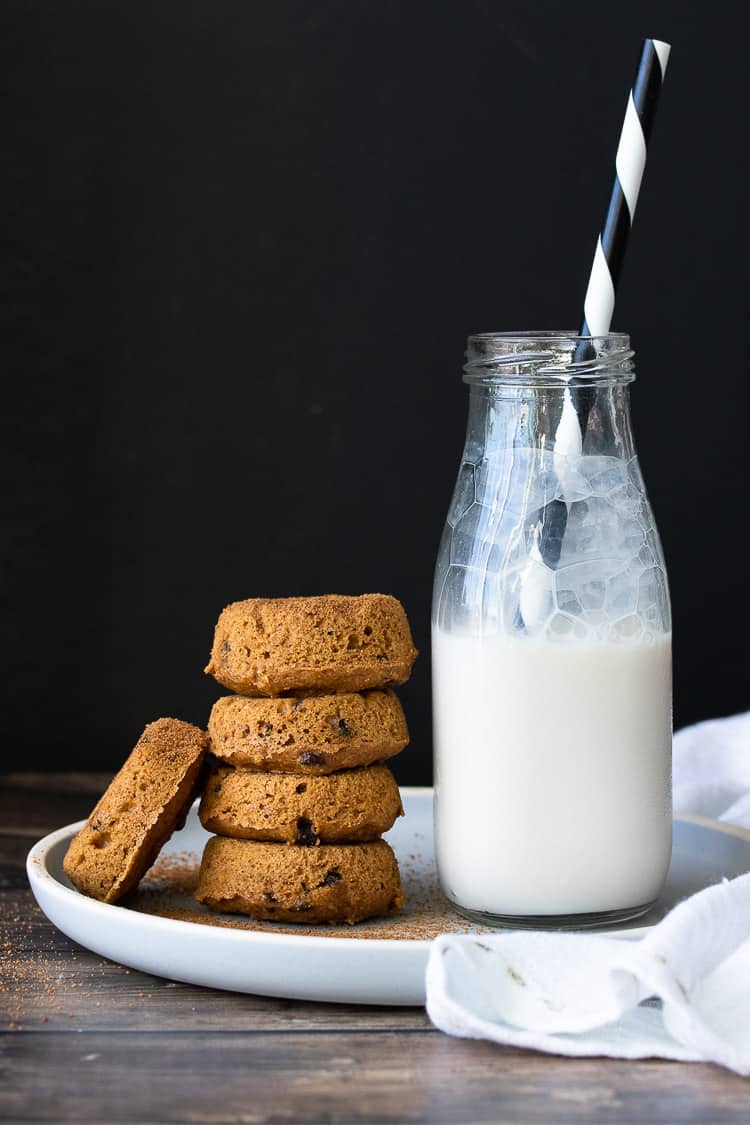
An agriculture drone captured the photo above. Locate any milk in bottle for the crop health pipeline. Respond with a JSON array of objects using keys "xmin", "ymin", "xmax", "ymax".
[{"xmin": 432, "ymin": 333, "xmax": 672, "ymax": 926}]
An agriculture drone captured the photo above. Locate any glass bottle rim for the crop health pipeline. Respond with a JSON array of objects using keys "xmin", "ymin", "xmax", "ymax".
[{"xmin": 464, "ymin": 330, "xmax": 635, "ymax": 386}]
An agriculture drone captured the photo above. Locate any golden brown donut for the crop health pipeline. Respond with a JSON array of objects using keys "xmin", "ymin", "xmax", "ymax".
[
  {"xmin": 205, "ymin": 594, "xmax": 417, "ymax": 696},
  {"xmin": 64, "ymin": 718, "xmax": 207, "ymax": 903},
  {"xmin": 195, "ymin": 836, "xmax": 403, "ymax": 924},
  {"xmin": 207, "ymin": 689, "xmax": 408, "ymax": 774},
  {"xmin": 199, "ymin": 763, "xmax": 403, "ymax": 843}
]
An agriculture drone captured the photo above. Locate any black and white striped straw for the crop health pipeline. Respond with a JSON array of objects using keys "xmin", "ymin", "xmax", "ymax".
[
  {"xmin": 523, "ymin": 38, "xmax": 671, "ymax": 628},
  {"xmin": 580, "ymin": 37, "xmax": 671, "ymax": 338}
]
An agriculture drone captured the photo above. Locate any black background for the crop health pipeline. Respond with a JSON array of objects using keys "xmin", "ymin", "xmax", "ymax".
[{"xmin": 2, "ymin": 1, "xmax": 747, "ymax": 783}]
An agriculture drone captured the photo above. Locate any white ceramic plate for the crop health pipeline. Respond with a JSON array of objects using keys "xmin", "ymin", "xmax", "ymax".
[{"xmin": 27, "ymin": 789, "xmax": 750, "ymax": 1006}]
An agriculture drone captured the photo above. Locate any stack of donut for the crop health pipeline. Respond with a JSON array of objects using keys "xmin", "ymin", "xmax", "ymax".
[{"xmin": 195, "ymin": 594, "xmax": 418, "ymax": 924}]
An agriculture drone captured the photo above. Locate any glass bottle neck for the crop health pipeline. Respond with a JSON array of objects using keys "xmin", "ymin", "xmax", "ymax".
[
  {"xmin": 464, "ymin": 331, "xmax": 635, "ymax": 386},
  {"xmin": 466, "ymin": 382, "xmax": 636, "ymax": 462}
]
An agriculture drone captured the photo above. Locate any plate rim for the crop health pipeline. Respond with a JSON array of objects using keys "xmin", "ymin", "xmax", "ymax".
[
  {"xmin": 27, "ymin": 788, "xmax": 436, "ymax": 953},
  {"xmin": 26, "ymin": 790, "xmax": 750, "ymax": 950}
]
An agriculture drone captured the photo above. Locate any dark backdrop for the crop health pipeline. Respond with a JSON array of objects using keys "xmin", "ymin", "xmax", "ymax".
[{"xmin": 2, "ymin": 1, "xmax": 747, "ymax": 783}]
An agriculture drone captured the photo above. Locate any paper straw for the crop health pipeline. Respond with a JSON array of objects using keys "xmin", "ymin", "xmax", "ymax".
[
  {"xmin": 580, "ymin": 37, "xmax": 671, "ymax": 338},
  {"xmin": 557, "ymin": 37, "xmax": 671, "ymax": 473},
  {"xmin": 523, "ymin": 38, "xmax": 671, "ymax": 629}
]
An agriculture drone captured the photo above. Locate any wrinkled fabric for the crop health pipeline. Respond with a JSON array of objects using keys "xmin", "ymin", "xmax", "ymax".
[
  {"xmin": 426, "ymin": 712, "xmax": 750, "ymax": 1074},
  {"xmin": 673, "ymin": 711, "xmax": 750, "ymax": 828}
]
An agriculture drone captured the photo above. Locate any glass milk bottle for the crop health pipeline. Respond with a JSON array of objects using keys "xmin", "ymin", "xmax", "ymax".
[{"xmin": 432, "ymin": 332, "xmax": 672, "ymax": 927}]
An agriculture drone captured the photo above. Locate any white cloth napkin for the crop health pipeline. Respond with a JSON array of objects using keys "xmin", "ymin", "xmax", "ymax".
[
  {"xmin": 673, "ymin": 710, "xmax": 750, "ymax": 829},
  {"xmin": 426, "ymin": 711, "xmax": 750, "ymax": 1074}
]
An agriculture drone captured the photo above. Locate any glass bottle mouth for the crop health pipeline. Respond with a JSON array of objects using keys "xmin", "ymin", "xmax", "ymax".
[{"xmin": 464, "ymin": 331, "xmax": 635, "ymax": 386}]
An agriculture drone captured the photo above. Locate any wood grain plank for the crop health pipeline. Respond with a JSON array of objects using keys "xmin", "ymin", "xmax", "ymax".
[
  {"xmin": 0, "ymin": 772, "xmax": 110, "ymax": 834},
  {"xmin": 2, "ymin": 1030, "xmax": 748, "ymax": 1124},
  {"xmin": 5, "ymin": 773, "xmax": 750, "ymax": 1125},
  {"xmin": 1, "ymin": 772, "xmax": 113, "ymax": 792}
]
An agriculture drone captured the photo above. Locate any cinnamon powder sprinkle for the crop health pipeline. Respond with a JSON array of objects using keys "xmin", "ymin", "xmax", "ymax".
[
  {"xmin": 130, "ymin": 850, "xmax": 490, "ymax": 942},
  {"xmin": 0, "ymin": 905, "xmax": 115, "ymax": 1028}
]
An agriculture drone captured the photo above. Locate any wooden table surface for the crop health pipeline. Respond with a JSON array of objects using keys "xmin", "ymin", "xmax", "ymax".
[{"xmin": 2, "ymin": 772, "xmax": 749, "ymax": 1124}]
